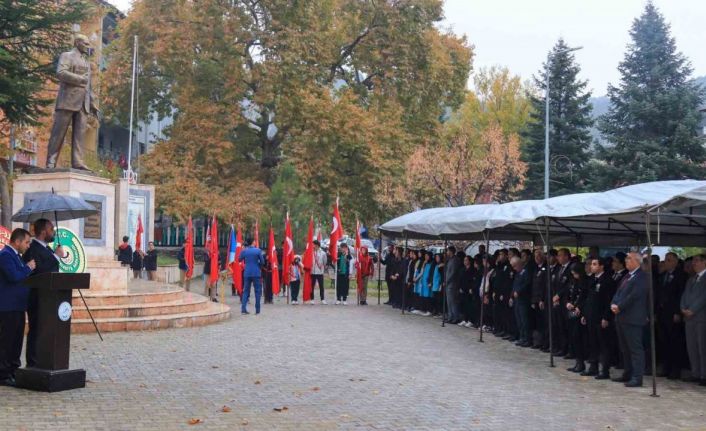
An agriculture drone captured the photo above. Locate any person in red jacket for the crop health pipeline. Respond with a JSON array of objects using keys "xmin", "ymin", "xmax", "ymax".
[{"xmin": 357, "ymin": 247, "xmax": 375, "ymax": 305}]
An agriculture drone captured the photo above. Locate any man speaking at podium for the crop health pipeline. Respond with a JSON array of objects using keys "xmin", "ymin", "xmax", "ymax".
[
  {"xmin": 22, "ymin": 219, "xmax": 66, "ymax": 368},
  {"xmin": 0, "ymin": 229, "xmax": 36, "ymax": 387}
]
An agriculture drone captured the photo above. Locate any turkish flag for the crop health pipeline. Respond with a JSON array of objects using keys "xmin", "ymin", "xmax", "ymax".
[
  {"xmin": 135, "ymin": 213, "xmax": 144, "ymax": 252},
  {"xmin": 185, "ymin": 216, "xmax": 195, "ymax": 279},
  {"xmin": 355, "ymin": 220, "xmax": 364, "ymax": 294},
  {"xmin": 302, "ymin": 217, "xmax": 314, "ymax": 301},
  {"xmin": 209, "ymin": 216, "xmax": 219, "ymax": 285},
  {"xmin": 233, "ymin": 227, "xmax": 243, "ymax": 295},
  {"xmin": 283, "ymin": 214, "xmax": 294, "ymax": 286},
  {"xmin": 269, "ymin": 227, "xmax": 280, "ymax": 295},
  {"xmin": 329, "ymin": 198, "xmax": 342, "ymax": 263}
]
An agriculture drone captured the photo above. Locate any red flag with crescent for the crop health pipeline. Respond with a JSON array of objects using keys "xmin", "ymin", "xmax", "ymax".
[{"xmin": 269, "ymin": 227, "xmax": 280, "ymax": 295}]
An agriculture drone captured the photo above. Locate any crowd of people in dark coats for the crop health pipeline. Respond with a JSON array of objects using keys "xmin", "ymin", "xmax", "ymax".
[
  {"xmin": 116, "ymin": 235, "xmax": 158, "ymax": 281},
  {"xmin": 382, "ymin": 244, "xmax": 706, "ymax": 388}
]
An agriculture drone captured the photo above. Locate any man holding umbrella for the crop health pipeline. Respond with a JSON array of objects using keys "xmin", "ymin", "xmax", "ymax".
[
  {"xmin": 12, "ymin": 189, "xmax": 101, "ymax": 363},
  {"xmin": 23, "ymin": 219, "xmax": 67, "ymax": 367}
]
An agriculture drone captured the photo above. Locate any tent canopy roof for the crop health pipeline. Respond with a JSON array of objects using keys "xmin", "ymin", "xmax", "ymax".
[{"xmin": 380, "ymin": 180, "xmax": 706, "ymax": 246}]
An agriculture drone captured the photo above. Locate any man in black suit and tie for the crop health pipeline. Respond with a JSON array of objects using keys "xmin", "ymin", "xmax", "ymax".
[
  {"xmin": 656, "ymin": 252, "xmax": 687, "ymax": 379},
  {"xmin": 611, "ymin": 252, "xmax": 649, "ymax": 387},
  {"xmin": 583, "ymin": 257, "xmax": 617, "ymax": 379},
  {"xmin": 22, "ymin": 219, "xmax": 66, "ymax": 368},
  {"xmin": 552, "ymin": 248, "xmax": 572, "ymax": 357}
]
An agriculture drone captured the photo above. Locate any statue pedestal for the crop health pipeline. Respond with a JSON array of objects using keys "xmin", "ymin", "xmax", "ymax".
[{"xmin": 12, "ymin": 171, "xmax": 154, "ymax": 294}]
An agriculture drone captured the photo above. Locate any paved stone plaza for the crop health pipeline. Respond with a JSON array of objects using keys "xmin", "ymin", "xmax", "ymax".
[{"xmin": 1, "ymin": 288, "xmax": 705, "ymax": 431}]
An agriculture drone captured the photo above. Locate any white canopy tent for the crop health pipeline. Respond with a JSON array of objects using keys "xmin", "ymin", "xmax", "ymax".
[
  {"xmin": 380, "ymin": 180, "xmax": 706, "ymax": 396},
  {"xmin": 380, "ymin": 180, "xmax": 706, "ymax": 246}
]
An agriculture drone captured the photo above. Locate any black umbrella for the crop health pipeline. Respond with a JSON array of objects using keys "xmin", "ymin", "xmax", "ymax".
[{"xmin": 11, "ymin": 189, "xmax": 98, "ymax": 224}]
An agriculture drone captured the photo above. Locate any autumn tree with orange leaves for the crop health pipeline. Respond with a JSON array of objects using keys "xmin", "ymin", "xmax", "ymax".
[
  {"xmin": 405, "ymin": 67, "xmax": 530, "ymax": 207},
  {"xmin": 102, "ymin": 0, "xmax": 472, "ymax": 225}
]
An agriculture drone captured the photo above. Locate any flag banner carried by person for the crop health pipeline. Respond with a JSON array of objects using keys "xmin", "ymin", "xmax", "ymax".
[
  {"xmin": 234, "ymin": 227, "xmax": 244, "ymax": 295},
  {"xmin": 269, "ymin": 227, "xmax": 280, "ymax": 295},
  {"xmin": 329, "ymin": 198, "xmax": 343, "ymax": 262},
  {"xmin": 283, "ymin": 213, "xmax": 294, "ymax": 286},
  {"xmin": 355, "ymin": 219, "xmax": 363, "ymax": 294},
  {"xmin": 227, "ymin": 225, "xmax": 243, "ymax": 295},
  {"xmin": 209, "ymin": 216, "xmax": 219, "ymax": 285},
  {"xmin": 302, "ymin": 216, "xmax": 314, "ymax": 301},
  {"xmin": 186, "ymin": 216, "xmax": 195, "ymax": 279},
  {"xmin": 135, "ymin": 213, "xmax": 144, "ymax": 252}
]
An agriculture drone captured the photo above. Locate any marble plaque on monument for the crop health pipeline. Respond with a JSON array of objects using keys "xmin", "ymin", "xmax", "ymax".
[{"xmin": 83, "ymin": 200, "xmax": 102, "ymax": 239}]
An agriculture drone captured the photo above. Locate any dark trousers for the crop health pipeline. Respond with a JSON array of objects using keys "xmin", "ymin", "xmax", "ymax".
[
  {"xmin": 290, "ymin": 280, "xmax": 300, "ymax": 301},
  {"xmin": 0, "ymin": 311, "xmax": 26, "ymax": 379},
  {"xmin": 311, "ymin": 274, "xmax": 325, "ymax": 300},
  {"xmin": 242, "ymin": 276, "xmax": 262, "ymax": 313},
  {"xmin": 568, "ymin": 317, "xmax": 588, "ymax": 361},
  {"xmin": 336, "ymin": 274, "xmax": 350, "ymax": 301},
  {"xmin": 26, "ymin": 290, "xmax": 39, "ymax": 367},
  {"xmin": 617, "ymin": 322, "xmax": 645, "ymax": 382},
  {"xmin": 552, "ymin": 303, "xmax": 568, "ymax": 353},
  {"xmin": 657, "ymin": 318, "xmax": 686, "ymax": 376},
  {"xmin": 588, "ymin": 321, "xmax": 614, "ymax": 371},
  {"xmin": 531, "ymin": 304, "xmax": 547, "ymax": 347},
  {"xmin": 514, "ymin": 298, "xmax": 530, "ymax": 342}
]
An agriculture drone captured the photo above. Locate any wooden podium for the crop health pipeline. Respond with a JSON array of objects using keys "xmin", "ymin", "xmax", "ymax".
[{"xmin": 15, "ymin": 272, "xmax": 90, "ymax": 392}]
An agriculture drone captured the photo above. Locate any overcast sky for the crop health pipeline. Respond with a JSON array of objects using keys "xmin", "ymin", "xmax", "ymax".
[{"xmin": 109, "ymin": 0, "xmax": 704, "ymax": 96}]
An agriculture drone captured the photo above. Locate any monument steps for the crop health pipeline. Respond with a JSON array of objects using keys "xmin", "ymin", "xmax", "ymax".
[
  {"xmin": 69, "ymin": 281, "xmax": 230, "ymax": 333},
  {"xmin": 71, "ymin": 295, "xmax": 210, "ymax": 319},
  {"xmin": 71, "ymin": 301, "xmax": 231, "ymax": 333}
]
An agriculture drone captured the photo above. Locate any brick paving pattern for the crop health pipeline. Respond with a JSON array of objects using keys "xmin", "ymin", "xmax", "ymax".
[{"xmin": 1, "ymin": 287, "xmax": 705, "ymax": 430}]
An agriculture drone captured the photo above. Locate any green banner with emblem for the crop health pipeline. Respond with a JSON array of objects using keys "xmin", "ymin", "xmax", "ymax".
[{"xmin": 48, "ymin": 227, "xmax": 86, "ymax": 273}]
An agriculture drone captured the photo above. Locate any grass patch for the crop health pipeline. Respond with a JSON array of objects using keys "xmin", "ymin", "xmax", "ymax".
[{"xmin": 157, "ymin": 255, "xmax": 179, "ymax": 266}]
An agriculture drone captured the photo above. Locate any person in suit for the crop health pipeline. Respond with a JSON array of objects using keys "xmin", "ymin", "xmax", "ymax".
[
  {"xmin": 530, "ymin": 249, "xmax": 548, "ymax": 349},
  {"xmin": 22, "ymin": 219, "xmax": 66, "ymax": 368},
  {"xmin": 611, "ymin": 252, "xmax": 649, "ymax": 387},
  {"xmin": 583, "ymin": 257, "xmax": 617, "ymax": 379},
  {"xmin": 511, "ymin": 256, "xmax": 532, "ymax": 347},
  {"xmin": 45, "ymin": 34, "xmax": 99, "ymax": 170},
  {"xmin": 444, "ymin": 246, "xmax": 463, "ymax": 324},
  {"xmin": 655, "ymin": 252, "xmax": 687, "ymax": 379},
  {"xmin": 552, "ymin": 248, "xmax": 572, "ymax": 357},
  {"xmin": 566, "ymin": 263, "xmax": 590, "ymax": 373},
  {"xmin": 0, "ymin": 229, "xmax": 36, "ymax": 387},
  {"xmin": 680, "ymin": 254, "xmax": 706, "ymax": 386},
  {"xmin": 238, "ymin": 237, "xmax": 264, "ymax": 315}
]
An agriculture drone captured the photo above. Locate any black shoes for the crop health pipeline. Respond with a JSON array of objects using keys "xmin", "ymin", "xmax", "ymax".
[
  {"xmin": 564, "ymin": 353, "xmax": 576, "ymax": 360},
  {"xmin": 241, "ymin": 311, "xmax": 250, "ymax": 315},
  {"xmin": 0, "ymin": 377, "xmax": 16, "ymax": 387},
  {"xmin": 595, "ymin": 373, "xmax": 610, "ymax": 380},
  {"xmin": 581, "ymin": 365, "xmax": 598, "ymax": 377},
  {"xmin": 624, "ymin": 380, "xmax": 643, "ymax": 388},
  {"xmin": 612, "ymin": 375, "xmax": 630, "ymax": 383}
]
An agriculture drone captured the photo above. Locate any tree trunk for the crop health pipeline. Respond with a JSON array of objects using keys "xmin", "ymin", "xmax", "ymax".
[{"xmin": 0, "ymin": 163, "xmax": 12, "ymax": 228}]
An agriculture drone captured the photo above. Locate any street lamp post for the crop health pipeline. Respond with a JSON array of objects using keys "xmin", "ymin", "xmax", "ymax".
[{"xmin": 544, "ymin": 45, "xmax": 582, "ymax": 199}]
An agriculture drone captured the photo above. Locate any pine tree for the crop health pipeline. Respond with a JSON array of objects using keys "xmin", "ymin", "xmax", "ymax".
[
  {"xmin": 521, "ymin": 38, "xmax": 593, "ymax": 199},
  {"xmin": 590, "ymin": 2, "xmax": 706, "ymax": 190}
]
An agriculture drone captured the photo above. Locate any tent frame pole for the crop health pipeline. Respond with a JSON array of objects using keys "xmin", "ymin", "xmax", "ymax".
[
  {"xmin": 546, "ymin": 216, "xmax": 555, "ymax": 367},
  {"xmin": 442, "ymin": 238, "xmax": 448, "ymax": 328},
  {"xmin": 377, "ymin": 231, "xmax": 383, "ymax": 305},
  {"xmin": 645, "ymin": 212, "xmax": 659, "ymax": 397},
  {"xmin": 478, "ymin": 231, "xmax": 490, "ymax": 343},
  {"xmin": 402, "ymin": 235, "xmax": 408, "ymax": 315}
]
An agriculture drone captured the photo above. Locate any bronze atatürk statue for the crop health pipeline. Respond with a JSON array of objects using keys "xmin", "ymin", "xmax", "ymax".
[{"xmin": 46, "ymin": 34, "xmax": 98, "ymax": 171}]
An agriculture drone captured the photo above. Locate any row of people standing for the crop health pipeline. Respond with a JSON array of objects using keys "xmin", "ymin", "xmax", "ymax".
[{"xmin": 383, "ymin": 245, "xmax": 706, "ymax": 389}]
